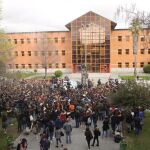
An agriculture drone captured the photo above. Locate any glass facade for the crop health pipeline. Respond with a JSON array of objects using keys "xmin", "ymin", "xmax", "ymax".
[{"xmin": 69, "ymin": 11, "xmax": 111, "ymax": 73}]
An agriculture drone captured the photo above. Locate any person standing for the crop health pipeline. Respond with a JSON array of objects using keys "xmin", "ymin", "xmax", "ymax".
[
  {"xmin": 2, "ymin": 113, "xmax": 7, "ymax": 133},
  {"xmin": 17, "ymin": 138, "xmax": 27, "ymax": 150},
  {"xmin": 102, "ymin": 116, "xmax": 109, "ymax": 137},
  {"xmin": 40, "ymin": 134, "xmax": 50, "ymax": 150},
  {"xmin": 91, "ymin": 125, "xmax": 101, "ymax": 146},
  {"xmin": 63, "ymin": 119, "xmax": 72, "ymax": 144},
  {"xmin": 85, "ymin": 127, "xmax": 93, "ymax": 150}
]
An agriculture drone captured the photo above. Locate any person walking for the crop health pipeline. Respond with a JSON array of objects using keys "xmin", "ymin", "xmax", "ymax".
[
  {"xmin": 91, "ymin": 125, "xmax": 101, "ymax": 146},
  {"xmin": 55, "ymin": 127, "xmax": 63, "ymax": 148},
  {"xmin": 84, "ymin": 127, "xmax": 93, "ymax": 150},
  {"xmin": 63, "ymin": 118, "xmax": 72, "ymax": 144}
]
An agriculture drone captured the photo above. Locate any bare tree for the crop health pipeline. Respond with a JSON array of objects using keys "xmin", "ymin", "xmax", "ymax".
[
  {"xmin": 35, "ymin": 33, "xmax": 57, "ymax": 79},
  {"xmin": 115, "ymin": 4, "xmax": 150, "ymax": 78}
]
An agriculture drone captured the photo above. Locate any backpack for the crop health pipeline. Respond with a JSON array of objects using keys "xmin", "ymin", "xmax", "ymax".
[
  {"xmin": 87, "ymin": 117, "xmax": 91, "ymax": 124},
  {"xmin": 64, "ymin": 124, "xmax": 72, "ymax": 132}
]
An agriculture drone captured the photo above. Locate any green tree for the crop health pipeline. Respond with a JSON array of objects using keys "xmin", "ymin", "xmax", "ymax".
[
  {"xmin": 109, "ymin": 80, "xmax": 150, "ymax": 108},
  {"xmin": 0, "ymin": 3, "xmax": 13, "ymax": 75}
]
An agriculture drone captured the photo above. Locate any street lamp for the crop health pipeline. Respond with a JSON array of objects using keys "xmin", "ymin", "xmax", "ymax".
[{"xmin": 81, "ymin": 24, "xmax": 88, "ymax": 86}]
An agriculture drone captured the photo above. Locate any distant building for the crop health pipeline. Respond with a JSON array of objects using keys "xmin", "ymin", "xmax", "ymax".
[{"xmin": 6, "ymin": 11, "xmax": 150, "ymax": 73}]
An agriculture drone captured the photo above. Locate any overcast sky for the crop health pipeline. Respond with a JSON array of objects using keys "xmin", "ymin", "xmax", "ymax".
[{"xmin": 1, "ymin": 0, "xmax": 150, "ymax": 32}]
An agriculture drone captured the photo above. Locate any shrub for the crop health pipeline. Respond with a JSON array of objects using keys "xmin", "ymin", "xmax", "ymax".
[
  {"xmin": 54, "ymin": 70, "xmax": 63, "ymax": 78},
  {"xmin": 109, "ymin": 80, "xmax": 150, "ymax": 107},
  {"xmin": 143, "ymin": 65, "xmax": 150, "ymax": 73},
  {"xmin": 34, "ymin": 69, "xmax": 37, "ymax": 73}
]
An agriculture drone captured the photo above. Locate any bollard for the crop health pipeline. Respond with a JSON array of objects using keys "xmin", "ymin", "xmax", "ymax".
[{"xmin": 120, "ymin": 141, "xmax": 127, "ymax": 150}]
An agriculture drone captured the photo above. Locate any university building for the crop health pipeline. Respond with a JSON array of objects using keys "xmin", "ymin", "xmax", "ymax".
[{"xmin": 6, "ymin": 11, "xmax": 150, "ymax": 73}]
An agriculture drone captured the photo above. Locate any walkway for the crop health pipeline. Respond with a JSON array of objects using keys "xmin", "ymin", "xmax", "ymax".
[{"xmin": 13, "ymin": 120, "xmax": 119, "ymax": 150}]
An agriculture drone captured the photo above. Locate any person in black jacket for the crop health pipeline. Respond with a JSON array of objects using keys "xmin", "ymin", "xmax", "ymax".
[
  {"xmin": 102, "ymin": 116, "xmax": 109, "ymax": 137},
  {"xmin": 85, "ymin": 127, "xmax": 93, "ymax": 150},
  {"xmin": 91, "ymin": 125, "xmax": 101, "ymax": 146}
]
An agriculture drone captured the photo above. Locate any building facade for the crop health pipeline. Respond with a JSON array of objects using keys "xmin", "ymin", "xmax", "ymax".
[{"xmin": 6, "ymin": 11, "xmax": 150, "ymax": 73}]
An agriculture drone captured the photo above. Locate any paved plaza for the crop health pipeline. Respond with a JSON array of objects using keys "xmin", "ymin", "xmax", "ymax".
[{"xmin": 13, "ymin": 120, "xmax": 119, "ymax": 150}]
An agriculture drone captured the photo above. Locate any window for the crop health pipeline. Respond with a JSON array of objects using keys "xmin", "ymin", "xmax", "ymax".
[
  {"xmin": 8, "ymin": 52, "xmax": 11, "ymax": 57},
  {"xmin": 41, "ymin": 51, "xmax": 45, "ymax": 56},
  {"xmin": 141, "ymin": 36, "xmax": 145, "ymax": 41},
  {"xmin": 62, "ymin": 50, "xmax": 65, "ymax": 55},
  {"xmin": 48, "ymin": 51, "xmax": 51, "ymax": 56},
  {"xmin": 35, "ymin": 64, "xmax": 38, "ymax": 68},
  {"xmin": 62, "ymin": 63, "xmax": 66, "ymax": 68},
  {"xmin": 54, "ymin": 37, "xmax": 58, "ymax": 43},
  {"xmin": 35, "ymin": 51, "xmax": 38, "ymax": 56},
  {"xmin": 148, "ymin": 49, "xmax": 150, "ymax": 54},
  {"xmin": 125, "ymin": 62, "xmax": 129, "ymax": 68},
  {"xmin": 47, "ymin": 38, "xmax": 51, "ymax": 43},
  {"xmin": 49, "ymin": 64, "xmax": 52, "ymax": 68},
  {"xmin": 21, "ymin": 39, "xmax": 24, "ymax": 44},
  {"xmin": 34, "ymin": 38, "xmax": 37, "ymax": 43},
  {"xmin": 27, "ymin": 38, "xmax": 31, "ymax": 44},
  {"xmin": 15, "ymin": 51, "xmax": 18, "ymax": 56},
  {"xmin": 15, "ymin": 64, "xmax": 19, "ymax": 69},
  {"xmin": 133, "ymin": 62, "xmax": 135, "ymax": 67},
  {"xmin": 21, "ymin": 64, "xmax": 25, "ymax": 69},
  {"xmin": 28, "ymin": 64, "xmax": 32, "ymax": 68},
  {"xmin": 55, "ymin": 50, "xmax": 58, "ymax": 55},
  {"xmin": 55, "ymin": 63, "xmax": 59, "ymax": 68},
  {"xmin": 61, "ymin": 37, "xmax": 65, "ymax": 43},
  {"xmin": 118, "ymin": 62, "xmax": 122, "ymax": 68},
  {"xmin": 118, "ymin": 49, "xmax": 122, "ymax": 54},
  {"xmin": 14, "ymin": 39, "xmax": 17, "ymax": 44},
  {"xmin": 140, "ymin": 62, "xmax": 144, "ymax": 67},
  {"xmin": 125, "ymin": 49, "xmax": 129, "ymax": 54},
  {"xmin": 21, "ymin": 51, "xmax": 25, "ymax": 56},
  {"xmin": 28, "ymin": 51, "xmax": 31, "ymax": 56},
  {"xmin": 148, "ymin": 62, "xmax": 150, "ymax": 64},
  {"xmin": 126, "ymin": 35, "xmax": 130, "ymax": 41},
  {"xmin": 118, "ymin": 36, "xmax": 122, "ymax": 41},
  {"xmin": 140, "ymin": 49, "xmax": 145, "ymax": 54},
  {"xmin": 8, "ymin": 64, "xmax": 12, "ymax": 69}
]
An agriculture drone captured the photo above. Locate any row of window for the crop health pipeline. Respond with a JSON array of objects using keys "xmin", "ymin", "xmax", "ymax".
[
  {"xmin": 8, "ymin": 37, "xmax": 66, "ymax": 44},
  {"xmin": 8, "ymin": 63, "xmax": 66, "ymax": 69},
  {"xmin": 7, "ymin": 35, "xmax": 150, "ymax": 44},
  {"xmin": 117, "ymin": 49, "xmax": 150, "ymax": 54},
  {"xmin": 13, "ymin": 50, "xmax": 66, "ymax": 56},
  {"xmin": 118, "ymin": 62, "xmax": 150, "ymax": 68},
  {"xmin": 117, "ymin": 35, "xmax": 149, "ymax": 42}
]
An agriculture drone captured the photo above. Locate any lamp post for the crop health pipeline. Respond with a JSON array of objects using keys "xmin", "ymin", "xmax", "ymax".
[{"xmin": 81, "ymin": 24, "xmax": 88, "ymax": 87}]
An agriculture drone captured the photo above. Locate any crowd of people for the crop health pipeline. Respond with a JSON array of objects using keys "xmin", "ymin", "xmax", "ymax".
[{"xmin": 0, "ymin": 76, "xmax": 145, "ymax": 150}]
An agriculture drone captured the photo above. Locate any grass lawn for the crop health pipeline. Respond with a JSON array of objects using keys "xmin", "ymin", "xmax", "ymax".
[
  {"xmin": 0, "ymin": 118, "xmax": 19, "ymax": 150},
  {"xmin": 6, "ymin": 72, "xmax": 36, "ymax": 79},
  {"xmin": 120, "ymin": 75, "xmax": 150, "ymax": 80},
  {"xmin": 126, "ymin": 112, "xmax": 150, "ymax": 150}
]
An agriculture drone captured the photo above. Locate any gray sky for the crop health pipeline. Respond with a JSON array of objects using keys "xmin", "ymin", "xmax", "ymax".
[{"xmin": 1, "ymin": 0, "xmax": 150, "ymax": 32}]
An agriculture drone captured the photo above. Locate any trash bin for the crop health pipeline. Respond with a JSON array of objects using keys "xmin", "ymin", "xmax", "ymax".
[{"xmin": 120, "ymin": 141, "xmax": 127, "ymax": 150}]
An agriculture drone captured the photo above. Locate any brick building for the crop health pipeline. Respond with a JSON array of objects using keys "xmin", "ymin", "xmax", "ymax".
[{"xmin": 6, "ymin": 11, "xmax": 150, "ymax": 73}]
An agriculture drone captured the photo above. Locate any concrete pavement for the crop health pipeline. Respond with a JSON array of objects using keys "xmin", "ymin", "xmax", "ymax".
[{"xmin": 13, "ymin": 120, "xmax": 119, "ymax": 150}]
